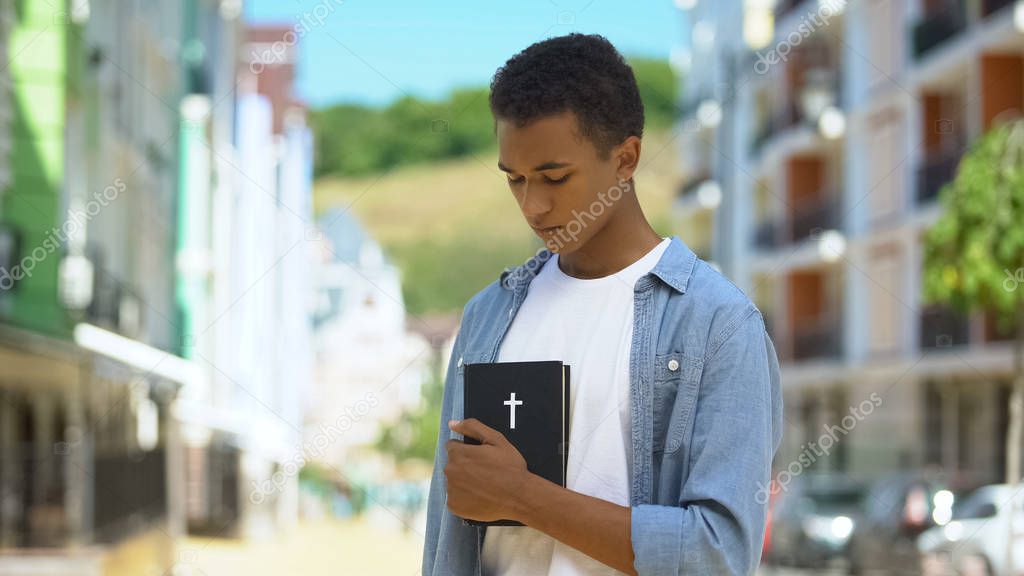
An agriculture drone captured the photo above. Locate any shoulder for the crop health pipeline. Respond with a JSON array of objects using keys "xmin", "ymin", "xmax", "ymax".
[
  {"xmin": 462, "ymin": 249, "xmax": 550, "ymax": 323},
  {"xmin": 680, "ymin": 258, "xmax": 766, "ymax": 361},
  {"xmin": 462, "ymin": 278, "xmax": 509, "ymax": 322},
  {"xmin": 453, "ymin": 277, "xmax": 514, "ymax": 352}
]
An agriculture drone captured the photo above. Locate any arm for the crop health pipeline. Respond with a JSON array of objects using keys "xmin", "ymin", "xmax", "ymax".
[
  {"xmin": 421, "ymin": 309, "xmax": 468, "ymax": 576},
  {"xmin": 510, "ymin": 471, "xmax": 638, "ymax": 575},
  {"xmin": 630, "ymin": 307, "xmax": 782, "ymax": 575},
  {"xmin": 441, "ymin": 305, "xmax": 782, "ymax": 575},
  {"xmin": 445, "ymin": 416, "xmax": 637, "ymax": 574}
]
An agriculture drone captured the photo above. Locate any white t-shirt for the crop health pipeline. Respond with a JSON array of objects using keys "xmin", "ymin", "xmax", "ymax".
[{"xmin": 480, "ymin": 236, "xmax": 672, "ymax": 576}]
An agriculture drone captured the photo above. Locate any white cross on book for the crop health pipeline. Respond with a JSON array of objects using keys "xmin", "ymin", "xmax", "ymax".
[{"xmin": 504, "ymin": 392, "xmax": 524, "ymax": 429}]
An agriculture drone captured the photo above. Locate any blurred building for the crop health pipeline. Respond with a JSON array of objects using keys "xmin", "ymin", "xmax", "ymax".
[
  {"xmin": 0, "ymin": 0, "xmax": 194, "ymax": 573},
  {"xmin": 308, "ymin": 209, "xmax": 431, "ymax": 496},
  {"xmin": 172, "ymin": 21, "xmax": 316, "ymax": 541},
  {"xmin": 674, "ymin": 0, "xmax": 1024, "ymax": 486},
  {"xmin": 0, "ymin": 1, "xmax": 319, "ymax": 573}
]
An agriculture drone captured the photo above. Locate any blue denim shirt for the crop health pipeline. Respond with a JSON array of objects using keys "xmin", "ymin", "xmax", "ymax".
[{"xmin": 422, "ymin": 235, "xmax": 783, "ymax": 575}]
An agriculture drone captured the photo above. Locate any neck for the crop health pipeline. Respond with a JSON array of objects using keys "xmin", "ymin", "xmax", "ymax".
[{"xmin": 556, "ymin": 191, "xmax": 663, "ymax": 279}]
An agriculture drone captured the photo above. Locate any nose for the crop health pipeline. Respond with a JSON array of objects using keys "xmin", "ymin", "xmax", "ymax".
[{"xmin": 517, "ymin": 181, "xmax": 552, "ymax": 222}]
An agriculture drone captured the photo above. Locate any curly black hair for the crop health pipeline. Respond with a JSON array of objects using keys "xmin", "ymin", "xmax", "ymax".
[{"xmin": 489, "ymin": 33, "xmax": 645, "ymax": 160}]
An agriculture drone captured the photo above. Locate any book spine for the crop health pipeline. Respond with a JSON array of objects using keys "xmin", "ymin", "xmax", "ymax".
[{"xmin": 463, "ymin": 518, "xmax": 525, "ymax": 527}]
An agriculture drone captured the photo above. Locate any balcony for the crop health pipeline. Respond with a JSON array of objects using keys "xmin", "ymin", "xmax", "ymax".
[
  {"xmin": 0, "ymin": 444, "xmax": 69, "ymax": 548},
  {"xmin": 792, "ymin": 320, "xmax": 842, "ymax": 361},
  {"xmin": 754, "ymin": 219, "xmax": 781, "ymax": 251},
  {"xmin": 912, "ymin": 0, "xmax": 967, "ymax": 61},
  {"xmin": 750, "ymin": 196, "xmax": 840, "ymax": 252},
  {"xmin": 919, "ymin": 304, "xmax": 970, "ymax": 349},
  {"xmin": 790, "ymin": 196, "xmax": 840, "ymax": 243},
  {"xmin": 93, "ymin": 449, "xmax": 167, "ymax": 543},
  {"xmin": 983, "ymin": 0, "xmax": 1015, "ymax": 17},
  {"xmin": 751, "ymin": 73, "xmax": 840, "ymax": 155},
  {"xmin": 916, "ymin": 148, "xmax": 962, "ymax": 205}
]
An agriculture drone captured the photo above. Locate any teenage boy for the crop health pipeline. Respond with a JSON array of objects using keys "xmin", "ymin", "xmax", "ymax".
[{"xmin": 422, "ymin": 33, "xmax": 783, "ymax": 576}]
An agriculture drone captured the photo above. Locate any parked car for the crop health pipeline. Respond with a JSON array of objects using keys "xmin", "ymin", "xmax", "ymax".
[
  {"xmin": 763, "ymin": 474, "xmax": 865, "ymax": 570},
  {"xmin": 848, "ymin": 470, "xmax": 965, "ymax": 576},
  {"xmin": 918, "ymin": 483, "xmax": 1024, "ymax": 576},
  {"xmin": 761, "ymin": 479, "xmax": 781, "ymax": 563}
]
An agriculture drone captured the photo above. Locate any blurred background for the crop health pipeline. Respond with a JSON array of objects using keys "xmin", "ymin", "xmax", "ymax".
[{"xmin": 0, "ymin": 0, "xmax": 1022, "ymax": 574}]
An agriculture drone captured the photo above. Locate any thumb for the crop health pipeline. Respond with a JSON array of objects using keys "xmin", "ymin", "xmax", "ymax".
[{"xmin": 450, "ymin": 418, "xmax": 500, "ymax": 445}]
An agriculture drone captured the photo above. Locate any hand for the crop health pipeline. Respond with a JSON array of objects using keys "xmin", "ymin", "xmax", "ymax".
[{"xmin": 444, "ymin": 418, "xmax": 531, "ymax": 522}]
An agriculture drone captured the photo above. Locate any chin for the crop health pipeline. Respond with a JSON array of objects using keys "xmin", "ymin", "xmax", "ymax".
[{"xmin": 542, "ymin": 232, "xmax": 578, "ymax": 254}]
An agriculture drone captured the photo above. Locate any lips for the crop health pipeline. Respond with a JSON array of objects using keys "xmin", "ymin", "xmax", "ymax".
[{"xmin": 532, "ymin": 225, "xmax": 562, "ymax": 235}]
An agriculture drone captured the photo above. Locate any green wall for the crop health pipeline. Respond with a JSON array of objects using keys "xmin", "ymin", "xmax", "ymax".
[{"xmin": 2, "ymin": 0, "xmax": 69, "ymax": 337}]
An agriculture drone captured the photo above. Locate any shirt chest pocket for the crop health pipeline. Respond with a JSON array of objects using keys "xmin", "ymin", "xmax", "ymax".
[
  {"xmin": 651, "ymin": 351, "xmax": 702, "ymax": 454},
  {"xmin": 451, "ymin": 348, "xmax": 484, "ymax": 439}
]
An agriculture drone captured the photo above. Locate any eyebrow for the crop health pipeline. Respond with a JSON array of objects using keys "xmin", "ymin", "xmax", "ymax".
[{"xmin": 497, "ymin": 161, "xmax": 572, "ymax": 173}]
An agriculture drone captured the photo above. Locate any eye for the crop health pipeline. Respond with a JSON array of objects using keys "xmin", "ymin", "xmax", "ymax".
[
  {"xmin": 544, "ymin": 174, "xmax": 570, "ymax": 184},
  {"xmin": 506, "ymin": 174, "xmax": 525, "ymax": 185}
]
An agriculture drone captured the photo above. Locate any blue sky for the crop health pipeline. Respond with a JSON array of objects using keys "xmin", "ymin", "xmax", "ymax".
[{"xmin": 246, "ymin": 0, "xmax": 681, "ymax": 109}]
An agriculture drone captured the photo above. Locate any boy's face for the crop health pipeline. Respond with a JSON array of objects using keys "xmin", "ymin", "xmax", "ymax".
[{"xmin": 496, "ymin": 111, "xmax": 630, "ymax": 254}]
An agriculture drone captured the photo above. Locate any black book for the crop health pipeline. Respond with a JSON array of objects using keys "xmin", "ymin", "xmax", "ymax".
[{"xmin": 459, "ymin": 360, "xmax": 570, "ymax": 527}]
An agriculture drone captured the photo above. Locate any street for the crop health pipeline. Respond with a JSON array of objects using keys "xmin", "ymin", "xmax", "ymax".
[
  {"xmin": 174, "ymin": 515, "xmax": 855, "ymax": 576},
  {"xmin": 176, "ymin": 516, "xmax": 423, "ymax": 576}
]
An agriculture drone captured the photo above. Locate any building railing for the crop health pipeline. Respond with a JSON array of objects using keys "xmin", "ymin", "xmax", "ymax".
[
  {"xmin": 0, "ymin": 444, "xmax": 69, "ymax": 548},
  {"xmin": 919, "ymin": 304, "xmax": 970, "ymax": 349},
  {"xmin": 792, "ymin": 320, "xmax": 842, "ymax": 360},
  {"xmin": 186, "ymin": 441, "xmax": 241, "ymax": 536},
  {"xmin": 912, "ymin": 0, "xmax": 967, "ymax": 60},
  {"xmin": 750, "ymin": 77, "xmax": 841, "ymax": 155},
  {"xmin": 916, "ymin": 148, "xmax": 962, "ymax": 205},
  {"xmin": 754, "ymin": 219, "xmax": 780, "ymax": 251},
  {"xmin": 790, "ymin": 195, "xmax": 840, "ymax": 243},
  {"xmin": 751, "ymin": 195, "xmax": 840, "ymax": 252},
  {"xmin": 92, "ymin": 449, "xmax": 167, "ymax": 544}
]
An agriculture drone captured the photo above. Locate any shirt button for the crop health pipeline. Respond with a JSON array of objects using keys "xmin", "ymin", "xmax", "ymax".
[
  {"xmin": 457, "ymin": 356, "xmax": 463, "ymax": 368},
  {"xmin": 667, "ymin": 359, "xmax": 680, "ymax": 371}
]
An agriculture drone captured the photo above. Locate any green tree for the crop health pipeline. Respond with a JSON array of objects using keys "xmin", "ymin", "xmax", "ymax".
[
  {"xmin": 310, "ymin": 59, "xmax": 678, "ymax": 179},
  {"xmin": 922, "ymin": 119, "xmax": 1024, "ymax": 569},
  {"xmin": 627, "ymin": 57, "xmax": 679, "ymax": 130},
  {"xmin": 376, "ymin": 344, "xmax": 446, "ymax": 463}
]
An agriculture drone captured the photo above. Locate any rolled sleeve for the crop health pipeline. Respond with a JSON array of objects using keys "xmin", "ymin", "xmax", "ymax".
[
  {"xmin": 421, "ymin": 307, "xmax": 468, "ymax": 576},
  {"xmin": 631, "ymin": 308, "xmax": 782, "ymax": 575}
]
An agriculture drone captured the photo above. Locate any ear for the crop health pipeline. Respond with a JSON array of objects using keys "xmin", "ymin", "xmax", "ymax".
[{"xmin": 614, "ymin": 135, "xmax": 642, "ymax": 182}]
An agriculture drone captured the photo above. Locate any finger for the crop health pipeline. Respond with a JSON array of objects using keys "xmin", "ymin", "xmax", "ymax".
[{"xmin": 450, "ymin": 418, "xmax": 502, "ymax": 445}]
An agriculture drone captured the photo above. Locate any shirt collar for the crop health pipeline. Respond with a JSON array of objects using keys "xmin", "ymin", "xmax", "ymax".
[{"xmin": 499, "ymin": 235, "xmax": 696, "ymax": 295}]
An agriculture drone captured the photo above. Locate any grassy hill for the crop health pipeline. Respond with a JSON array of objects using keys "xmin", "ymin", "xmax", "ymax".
[{"xmin": 313, "ymin": 128, "xmax": 681, "ymax": 315}]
